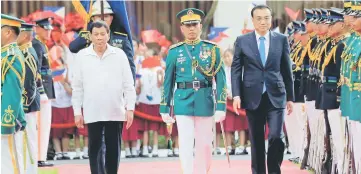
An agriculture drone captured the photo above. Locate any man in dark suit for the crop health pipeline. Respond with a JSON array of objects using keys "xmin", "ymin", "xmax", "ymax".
[{"xmin": 231, "ymin": 5, "xmax": 294, "ymax": 174}]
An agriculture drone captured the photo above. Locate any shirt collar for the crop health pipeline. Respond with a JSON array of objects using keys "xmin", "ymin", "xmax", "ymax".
[
  {"xmin": 255, "ymin": 30, "xmax": 270, "ymax": 41},
  {"xmin": 85, "ymin": 43, "xmax": 116, "ymax": 58}
]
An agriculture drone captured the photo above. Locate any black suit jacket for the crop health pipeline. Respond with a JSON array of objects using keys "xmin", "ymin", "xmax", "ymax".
[{"xmin": 231, "ymin": 31, "xmax": 294, "ymax": 110}]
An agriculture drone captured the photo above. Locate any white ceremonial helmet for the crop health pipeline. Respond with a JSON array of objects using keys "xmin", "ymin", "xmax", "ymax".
[{"xmin": 91, "ymin": 0, "xmax": 114, "ymax": 16}]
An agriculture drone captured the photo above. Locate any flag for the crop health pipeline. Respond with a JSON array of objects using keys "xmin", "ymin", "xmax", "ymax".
[
  {"xmin": 142, "ymin": 56, "xmax": 162, "ymax": 69},
  {"xmin": 44, "ymin": 6, "xmax": 65, "ymax": 19},
  {"xmin": 71, "ymin": 0, "xmax": 94, "ymax": 26},
  {"xmin": 157, "ymin": 35, "xmax": 172, "ymax": 48},
  {"xmin": 211, "ymin": 32, "xmax": 229, "ymax": 43},
  {"xmin": 284, "ymin": 7, "xmax": 300, "ymax": 21},
  {"xmin": 141, "ymin": 30, "xmax": 162, "ymax": 43},
  {"xmin": 208, "ymin": 27, "xmax": 228, "ymax": 40}
]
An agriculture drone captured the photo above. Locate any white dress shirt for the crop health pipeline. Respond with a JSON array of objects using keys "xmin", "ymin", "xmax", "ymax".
[
  {"xmin": 255, "ymin": 31, "xmax": 270, "ymax": 61},
  {"xmin": 71, "ymin": 44, "xmax": 136, "ymax": 124}
]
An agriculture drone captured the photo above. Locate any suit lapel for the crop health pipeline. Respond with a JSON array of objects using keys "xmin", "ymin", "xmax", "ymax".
[
  {"xmin": 265, "ymin": 31, "xmax": 276, "ymax": 67},
  {"xmin": 249, "ymin": 32, "xmax": 264, "ymax": 68}
]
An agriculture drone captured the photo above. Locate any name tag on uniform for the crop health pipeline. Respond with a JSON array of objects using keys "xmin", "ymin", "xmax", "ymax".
[{"xmin": 177, "ymin": 57, "xmax": 186, "ymax": 64}]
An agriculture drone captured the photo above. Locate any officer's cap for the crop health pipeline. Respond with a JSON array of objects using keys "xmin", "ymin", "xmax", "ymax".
[
  {"xmin": 341, "ymin": 0, "xmax": 352, "ymax": 14},
  {"xmin": 91, "ymin": 0, "xmax": 114, "ymax": 16},
  {"xmin": 326, "ymin": 8, "xmax": 344, "ymax": 25},
  {"xmin": 176, "ymin": 8, "xmax": 205, "ymax": 24},
  {"xmin": 317, "ymin": 8, "xmax": 329, "ymax": 24},
  {"xmin": 311, "ymin": 8, "xmax": 322, "ymax": 23},
  {"xmin": 349, "ymin": 0, "xmax": 361, "ymax": 16},
  {"xmin": 293, "ymin": 21, "xmax": 306, "ymax": 35},
  {"xmin": 287, "ymin": 25, "xmax": 294, "ymax": 36},
  {"xmin": 34, "ymin": 17, "xmax": 53, "ymax": 30},
  {"xmin": 1, "ymin": 14, "xmax": 25, "ymax": 28},
  {"xmin": 20, "ymin": 23, "xmax": 35, "ymax": 31},
  {"xmin": 304, "ymin": 9, "xmax": 314, "ymax": 22}
]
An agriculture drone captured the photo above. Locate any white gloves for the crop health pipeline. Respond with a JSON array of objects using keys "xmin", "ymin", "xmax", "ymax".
[
  {"xmin": 160, "ymin": 113, "xmax": 175, "ymax": 124},
  {"xmin": 214, "ymin": 111, "xmax": 226, "ymax": 123}
]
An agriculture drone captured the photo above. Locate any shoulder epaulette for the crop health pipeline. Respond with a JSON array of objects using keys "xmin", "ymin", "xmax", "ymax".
[
  {"xmin": 203, "ymin": 40, "xmax": 217, "ymax": 45},
  {"xmin": 169, "ymin": 42, "xmax": 184, "ymax": 49},
  {"xmin": 114, "ymin": 32, "xmax": 128, "ymax": 37},
  {"xmin": 78, "ymin": 31, "xmax": 90, "ymax": 41}
]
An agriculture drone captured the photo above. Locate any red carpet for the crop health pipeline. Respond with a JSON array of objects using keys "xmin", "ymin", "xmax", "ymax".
[{"xmin": 41, "ymin": 160, "xmax": 310, "ymax": 174}]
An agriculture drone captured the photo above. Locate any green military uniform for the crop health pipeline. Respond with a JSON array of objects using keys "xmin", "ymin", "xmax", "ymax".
[
  {"xmin": 347, "ymin": 2, "xmax": 361, "ymax": 173},
  {"xmin": 159, "ymin": 8, "xmax": 226, "ymax": 174},
  {"xmin": 1, "ymin": 13, "xmax": 26, "ymax": 174},
  {"xmin": 1, "ymin": 17, "xmax": 26, "ymax": 135},
  {"xmin": 160, "ymin": 39, "xmax": 226, "ymax": 115}
]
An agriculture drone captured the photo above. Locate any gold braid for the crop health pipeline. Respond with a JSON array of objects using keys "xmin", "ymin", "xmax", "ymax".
[
  {"xmin": 296, "ymin": 48, "xmax": 308, "ymax": 68},
  {"xmin": 317, "ymin": 40, "xmax": 331, "ymax": 70},
  {"xmin": 322, "ymin": 45, "xmax": 337, "ymax": 76}
]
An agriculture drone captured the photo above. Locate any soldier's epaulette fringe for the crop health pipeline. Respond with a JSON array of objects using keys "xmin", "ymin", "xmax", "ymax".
[{"xmin": 169, "ymin": 42, "xmax": 184, "ymax": 49}]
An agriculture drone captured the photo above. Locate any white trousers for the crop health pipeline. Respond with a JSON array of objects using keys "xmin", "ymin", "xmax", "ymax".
[
  {"xmin": 176, "ymin": 116, "xmax": 213, "ymax": 174},
  {"xmin": 327, "ymin": 109, "xmax": 345, "ymax": 173},
  {"xmin": 305, "ymin": 101, "xmax": 324, "ymax": 170},
  {"xmin": 14, "ymin": 112, "xmax": 38, "ymax": 174},
  {"xmin": 2, "ymin": 134, "xmax": 20, "ymax": 174},
  {"xmin": 350, "ymin": 121, "xmax": 361, "ymax": 174},
  {"xmin": 38, "ymin": 99, "xmax": 52, "ymax": 161},
  {"xmin": 284, "ymin": 103, "xmax": 305, "ymax": 158}
]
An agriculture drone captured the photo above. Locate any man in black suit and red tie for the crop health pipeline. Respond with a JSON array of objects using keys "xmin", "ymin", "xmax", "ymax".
[{"xmin": 231, "ymin": 5, "xmax": 294, "ymax": 174}]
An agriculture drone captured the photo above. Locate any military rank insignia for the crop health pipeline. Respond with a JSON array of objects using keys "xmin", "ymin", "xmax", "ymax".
[{"xmin": 112, "ymin": 39, "xmax": 123, "ymax": 49}]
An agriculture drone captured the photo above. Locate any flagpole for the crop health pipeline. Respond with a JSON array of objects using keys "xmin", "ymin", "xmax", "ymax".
[{"xmin": 101, "ymin": 0, "xmax": 104, "ymax": 20}]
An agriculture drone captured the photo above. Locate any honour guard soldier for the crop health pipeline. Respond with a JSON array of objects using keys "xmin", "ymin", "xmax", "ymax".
[
  {"xmin": 1, "ymin": 14, "xmax": 27, "ymax": 174},
  {"xmin": 314, "ymin": 8, "xmax": 334, "ymax": 173},
  {"xmin": 348, "ymin": 2, "xmax": 361, "ymax": 173},
  {"xmin": 160, "ymin": 8, "xmax": 226, "ymax": 174},
  {"xmin": 32, "ymin": 17, "xmax": 55, "ymax": 167},
  {"xmin": 69, "ymin": 0, "xmax": 135, "ymax": 80},
  {"xmin": 304, "ymin": 8, "xmax": 326, "ymax": 171},
  {"xmin": 300, "ymin": 8, "xmax": 319, "ymax": 169},
  {"xmin": 285, "ymin": 21, "xmax": 305, "ymax": 163},
  {"xmin": 319, "ymin": 9, "xmax": 348, "ymax": 173},
  {"xmin": 340, "ymin": 1, "xmax": 360, "ymax": 173},
  {"xmin": 17, "ymin": 23, "xmax": 42, "ymax": 174}
]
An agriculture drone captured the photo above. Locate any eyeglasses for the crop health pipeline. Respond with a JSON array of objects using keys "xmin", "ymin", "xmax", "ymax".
[{"xmin": 254, "ymin": 17, "xmax": 271, "ymax": 23}]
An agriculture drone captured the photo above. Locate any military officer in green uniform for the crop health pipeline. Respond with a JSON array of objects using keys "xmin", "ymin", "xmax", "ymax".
[
  {"xmin": 17, "ymin": 22, "xmax": 42, "ymax": 173},
  {"xmin": 338, "ymin": 1, "xmax": 361, "ymax": 172},
  {"xmin": 1, "ymin": 13, "xmax": 26, "ymax": 174},
  {"xmin": 348, "ymin": 2, "xmax": 361, "ymax": 172},
  {"xmin": 160, "ymin": 8, "xmax": 226, "ymax": 174}
]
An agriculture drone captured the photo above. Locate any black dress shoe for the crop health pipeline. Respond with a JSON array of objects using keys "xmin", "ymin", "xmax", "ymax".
[
  {"xmin": 125, "ymin": 155, "xmax": 133, "ymax": 158},
  {"xmin": 38, "ymin": 161, "xmax": 54, "ymax": 167},
  {"xmin": 73, "ymin": 156, "xmax": 81, "ymax": 160}
]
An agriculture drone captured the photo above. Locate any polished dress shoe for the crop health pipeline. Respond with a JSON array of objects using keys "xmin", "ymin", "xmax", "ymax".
[{"xmin": 38, "ymin": 161, "xmax": 54, "ymax": 167}]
